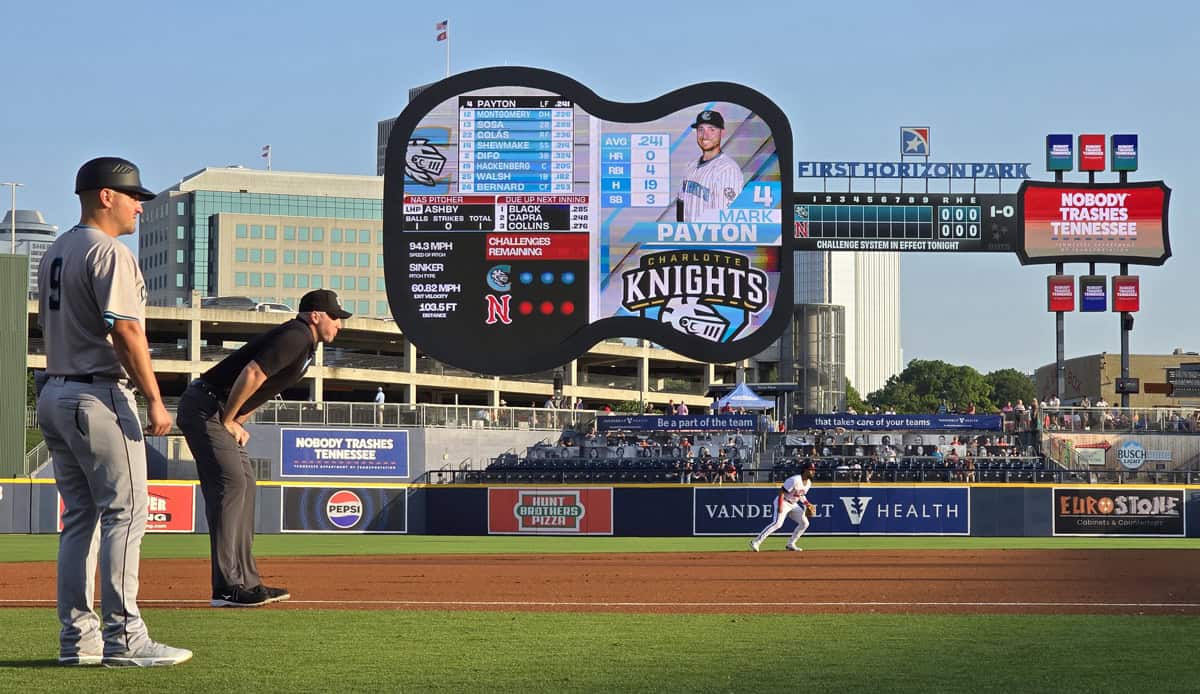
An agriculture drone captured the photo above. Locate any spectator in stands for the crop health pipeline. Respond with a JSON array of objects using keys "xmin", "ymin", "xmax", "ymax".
[
  {"xmin": 667, "ymin": 399, "xmax": 676, "ymax": 414},
  {"xmin": 720, "ymin": 401, "xmax": 734, "ymax": 414},
  {"xmin": 1002, "ymin": 401, "xmax": 1013, "ymax": 414},
  {"xmin": 718, "ymin": 450, "xmax": 736, "ymax": 483},
  {"xmin": 966, "ymin": 402, "xmax": 976, "ymax": 414},
  {"xmin": 676, "ymin": 401, "xmax": 689, "ymax": 415}
]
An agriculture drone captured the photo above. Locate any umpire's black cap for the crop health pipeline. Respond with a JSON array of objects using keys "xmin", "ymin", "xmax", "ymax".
[
  {"xmin": 75, "ymin": 157, "xmax": 157, "ymax": 201},
  {"xmin": 691, "ymin": 109, "xmax": 725, "ymax": 129},
  {"xmin": 299, "ymin": 289, "xmax": 353, "ymax": 319}
]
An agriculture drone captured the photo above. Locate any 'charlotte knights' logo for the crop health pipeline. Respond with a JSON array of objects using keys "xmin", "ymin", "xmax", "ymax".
[{"xmin": 621, "ymin": 250, "xmax": 768, "ymax": 343}]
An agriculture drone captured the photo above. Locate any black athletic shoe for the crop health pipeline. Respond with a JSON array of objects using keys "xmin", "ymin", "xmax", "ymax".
[
  {"xmin": 260, "ymin": 585, "xmax": 291, "ymax": 604},
  {"xmin": 211, "ymin": 586, "xmax": 269, "ymax": 608}
]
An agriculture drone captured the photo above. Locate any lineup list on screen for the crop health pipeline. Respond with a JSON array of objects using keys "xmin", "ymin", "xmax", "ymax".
[{"xmin": 458, "ymin": 96, "xmax": 574, "ymax": 194}]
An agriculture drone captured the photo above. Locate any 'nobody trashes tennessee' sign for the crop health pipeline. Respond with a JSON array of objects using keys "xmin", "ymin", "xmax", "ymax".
[{"xmin": 1016, "ymin": 181, "xmax": 1171, "ymax": 265}]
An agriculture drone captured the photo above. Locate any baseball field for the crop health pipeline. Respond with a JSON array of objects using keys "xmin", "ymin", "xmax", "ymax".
[{"xmin": 1, "ymin": 535, "xmax": 1198, "ymax": 692}]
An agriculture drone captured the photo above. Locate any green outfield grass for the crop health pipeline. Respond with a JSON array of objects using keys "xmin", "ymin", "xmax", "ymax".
[
  {"xmin": 0, "ymin": 609, "xmax": 1196, "ymax": 693},
  {"xmin": 2, "ymin": 534, "xmax": 1200, "ymax": 563}
]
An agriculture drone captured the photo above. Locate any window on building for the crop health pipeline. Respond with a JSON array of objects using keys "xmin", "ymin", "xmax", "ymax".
[
  {"xmin": 344, "ymin": 232, "xmax": 356, "ymax": 246},
  {"xmin": 376, "ymin": 301, "xmax": 389, "ymax": 316},
  {"xmin": 235, "ymin": 272, "xmax": 247, "ymax": 286},
  {"xmin": 250, "ymin": 272, "xmax": 262, "ymax": 287},
  {"xmin": 264, "ymin": 249, "xmax": 276, "ymax": 264},
  {"xmin": 376, "ymin": 277, "xmax": 386, "ymax": 291},
  {"xmin": 177, "ymin": 201, "xmax": 186, "ymax": 216},
  {"xmin": 264, "ymin": 273, "xmax": 276, "ymax": 288},
  {"xmin": 357, "ymin": 276, "xmax": 369, "ymax": 291},
  {"xmin": 331, "ymin": 228, "xmax": 342, "ymax": 243},
  {"xmin": 376, "ymin": 230, "xmax": 383, "ymax": 244},
  {"xmin": 330, "ymin": 276, "xmax": 341, "ymax": 290},
  {"xmin": 176, "ymin": 273, "xmax": 184, "ymax": 288},
  {"xmin": 297, "ymin": 275, "xmax": 310, "ymax": 289},
  {"xmin": 358, "ymin": 253, "xmax": 369, "ymax": 267},
  {"xmin": 177, "ymin": 225, "xmax": 186, "ymax": 240},
  {"xmin": 344, "ymin": 254, "xmax": 356, "ymax": 267},
  {"xmin": 283, "ymin": 274, "xmax": 295, "ymax": 288},
  {"xmin": 312, "ymin": 227, "xmax": 324, "ymax": 241},
  {"xmin": 284, "ymin": 250, "xmax": 295, "ymax": 264},
  {"xmin": 177, "ymin": 249, "xmax": 185, "ymax": 263},
  {"xmin": 310, "ymin": 274, "xmax": 322, "ymax": 288},
  {"xmin": 250, "ymin": 225, "xmax": 262, "ymax": 239},
  {"xmin": 236, "ymin": 224, "xmax": 247, "ymax": 238},
  {"xmin": 249, "ymin": 249, "xmax": 262, "ymax": 263},
  {"xmin": 235, "ymin": 248, "xmax": 247, "ymax": 263},
  {"xmin": 298, "ymin": 251, "xmax": 309, "ymax": 264},
  {"xmin": 376, "ymin": 254, "xmax": 384, "ymax": 268},
  {"xmin": 357, "ymin": 300, "xmax": 370, "ymax": 315},
  {"xmin": 284, "ymin": 226, "xmax": 296, "ymax": 240},
  {"xmin": 358, "ymin": 230, "xmax": 370, "ymax": 243},
  {"xmin": 311, "ymin": 251, "xmax": 323, "ymax": 265},
  {"xmin": 343, "ymin": 275, "xmax": 355, "ymax": 288},
  {"xmin": 331, "ymin": 252, "xmax": 341, "ymax": 266},
  {"xmin": 298, "ymin": 227, "xmax": 309, "ymax": 241}
]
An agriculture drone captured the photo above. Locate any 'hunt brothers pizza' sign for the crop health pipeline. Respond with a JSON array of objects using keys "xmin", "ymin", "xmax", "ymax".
[{"xmin": 487, "ymin": 488, "xmax": 613, "ymax": 534}]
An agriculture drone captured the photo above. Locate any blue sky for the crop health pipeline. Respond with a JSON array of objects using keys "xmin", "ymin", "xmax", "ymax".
[{"xmin": 2, "ymin": 0, "xmax": 1196, "ymax": 378}]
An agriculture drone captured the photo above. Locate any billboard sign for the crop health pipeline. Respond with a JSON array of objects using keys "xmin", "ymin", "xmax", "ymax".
[
  {"xmin": 1016, "ymin": 181, "xmax": 1171, "ymax": 265},
  {"xmin": 1053, "ymin": 488, "xmax": 1184, "ymax": 536},
  {"xmin": 1046, "ymin": 134, "xmax": 1073, "ymax": 171},
  {"xmin": 693, "ymin": 486, "xmax": 969, "ymax": 535},
  {"xmin": 1079, "ymin": 275, "xmax": 1107, "ymax": 312},
  {"xmin": 1111, "ymin": 275, "xmax": 1140, "ymax": 312},
  {"xmin": 596, "ymin": 414, "xmax": 758, "ymax": 432},
  {"xmin": 487, "ymin": 488, "xmax": 613, "ymax": 534},
  {"xmin": 59, "ymin": 484, "xmax": 195, "ymax": 533},
  {"xmin": 1110, "ymin": 134, "xmax": 1138, "ymax": 172},
  {"xmin": 1077, "ymin": 134, "xmax": 1105, "ymax": 171},
  {"xmin": 793, "ymin": 192, "xmax": 1018, "ymax": 253},
  {"xmin": 901, "ymin": 127, "xmax": 930, "ymax": 156},
  {"xmin": 280, "ymin": 428, "xmax": 409, "ymax": 478},
  {"xmin": 384, "ymin": 67, "xmax": 794, "ymax": 374},
  {"xmin": 1047, "ymin": 275, "xmax": 1075, "ymax": 312},
  {"xmin": 280, "ymin": 487, "xmax": 408, "ymax": 533},
  {"xmin": 791, "ymin": 414, "xmax": 1002, "ymax": 431}
]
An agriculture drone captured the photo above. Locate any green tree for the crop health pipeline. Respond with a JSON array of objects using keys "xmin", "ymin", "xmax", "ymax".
[
  {"xmin": 986, "ymin": 368, "xmax": 1036, "ymax": 410},
  {"xmin": 867, "ymin": 359, "xmax": 994, "ymax": 414},
  {"xmin": 845, "ymin": 382, "xmax": 868, "ymax": 413}
]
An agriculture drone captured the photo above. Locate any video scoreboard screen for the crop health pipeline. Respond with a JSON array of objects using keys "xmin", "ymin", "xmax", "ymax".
[
  {"xmin": 384, "ymin": 69, "xmax": 793, "ymax": 375},
  {"xmin": 793, "ymin": 192, "xmax": 1018, "ymax": 252}
]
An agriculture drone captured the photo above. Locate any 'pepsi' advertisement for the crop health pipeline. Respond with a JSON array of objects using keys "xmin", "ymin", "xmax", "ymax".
[
  {"xmin": 693, "ymin": 486, "xmax": 969, "ymax": 535},
  {"xmin": 281, "ymin": 428, "xmax": 409, "ymax": 478},
  {"xmin": 280, "ymin": 487, "xmax": 408, "ymax": 533}
]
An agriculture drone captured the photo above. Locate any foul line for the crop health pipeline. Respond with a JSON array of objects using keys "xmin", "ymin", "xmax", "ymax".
[{"xmin": 2, "ymin": 598, "xmax": 1199, "ymax": 609}]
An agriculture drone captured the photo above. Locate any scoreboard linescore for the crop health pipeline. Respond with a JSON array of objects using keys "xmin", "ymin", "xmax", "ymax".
[
  {"xmin": 793, "ymin": 192, "xmax": 1019, "ymax": 252},
  {"xmin": 384, "ymin": 68, "xmax": 795, "ymax": 375}
]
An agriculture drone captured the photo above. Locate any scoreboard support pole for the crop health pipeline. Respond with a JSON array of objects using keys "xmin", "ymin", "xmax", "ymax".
[
  {"xmin": 1120, "ymin": 262, "xmax": 1131, "ymax": 408},
  {"xmin": 1053, "ymin": 170, "xmax": 1066, "ymax": 402}
]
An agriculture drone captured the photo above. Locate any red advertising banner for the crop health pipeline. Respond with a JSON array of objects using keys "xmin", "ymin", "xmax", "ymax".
[
  {"xmin": 1112, "ymin": 275, "xmax": 1140, "ymax": 312},
  {"xmin": 1017, "ymin": 181, "xmax": 1171, "ymax": 265},
  {"xmin": 1077, "ymin": 134, "xmax": 1105, "ymax": 171},
  {"xmin": 59, "ymin": 484, "xmax": 196, "ymax": 533},
  {"xmin": 485, "ymin": 233, "xmax": 589, "ymax": 260},
  {"xmin": 487, "ymin": 488, "xmax": 614, "ymax": 534},
  {"xmin": 1047, "ymin": 275, "xmax": 1075, "ymax": 312}
]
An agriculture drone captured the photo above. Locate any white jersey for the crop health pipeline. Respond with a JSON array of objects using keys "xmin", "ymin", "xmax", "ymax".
[
  {"xmin": 780, "ymin": 474, "xmax": 811, "ymax": 505},
  {"xmin": 677, "ymin": 152, "xmax": 744, "ymax": 221}
]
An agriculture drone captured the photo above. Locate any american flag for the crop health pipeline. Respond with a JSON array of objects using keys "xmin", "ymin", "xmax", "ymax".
[{"xmin": 436, "ymin": 20, "xmax": 448, "ymax": 42}]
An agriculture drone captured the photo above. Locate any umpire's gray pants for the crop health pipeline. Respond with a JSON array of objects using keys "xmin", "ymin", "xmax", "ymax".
[
  {"xmin": 38, "ymin": 377, "xmax": 152, "ymax": 657},
  {"xmin": 176, "ymin": 383, "xmax": 261, "ymax": 592}
]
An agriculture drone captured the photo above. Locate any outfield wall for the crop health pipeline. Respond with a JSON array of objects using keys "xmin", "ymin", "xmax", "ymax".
[{"xmin": 2, "ymin": 480, "xmax": 1196, "ymax": 538}]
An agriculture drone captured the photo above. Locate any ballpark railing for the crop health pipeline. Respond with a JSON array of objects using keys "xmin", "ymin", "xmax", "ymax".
[{"xmin": 247, "ymin": 400, "xmax": 599, "ymax": 432}]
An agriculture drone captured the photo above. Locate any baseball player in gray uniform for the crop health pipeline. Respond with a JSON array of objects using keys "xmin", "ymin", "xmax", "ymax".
[
  {"xmin": 750, "ymin": 462, "xmax": 816, "ymax": 552},
  {"xmin": 37, "ymin": 157, "xmax": 191, "ymax": 667},
  {"xmin": 676, "ymin": 109, "xmax": 745, "ymax": 222}
]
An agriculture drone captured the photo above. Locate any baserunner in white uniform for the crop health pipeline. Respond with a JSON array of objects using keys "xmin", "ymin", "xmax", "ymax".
[
  {"xmin": 676, "ymin": 109, "xmax": 745, "ymax": 222},
  {"xmin": 750, "ymin": 462, "xmax": 816, "ymax": 552},
  {"xmin": 37, "ymin": 157, "xmax": 191, "ymax": 668}
]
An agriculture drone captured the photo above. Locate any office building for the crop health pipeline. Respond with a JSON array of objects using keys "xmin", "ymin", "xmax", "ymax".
[{"xmin": 0, "ymin": 209, "xmax": 58, "ymax": 297}]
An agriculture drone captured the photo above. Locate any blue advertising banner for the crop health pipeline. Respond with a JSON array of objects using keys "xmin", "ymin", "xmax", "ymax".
[
  {"xmin": 790, "ymin": 414, "xmax": 1002, "ymax": 431},
  {"xmin": 597, "ymin": 414, "xmax": 760, "ymax": 432},
  {"xmin": 280, "ymin": 486, "xmax": 408, "ymax": 533},
  {"xmin": 1079, "ymin": 275, "xmax": 1107, "ymax": 312},
  {"xmin": 1046, "ymin": 134, "xmax": 1073, "ymax": 172},
  {"xmin": 693, "ymin": 486, "xmax": 970, "ymax": 535},
  {"xmin": 280, "ymin": 428, "xmax": 409, "ymax": 478}
]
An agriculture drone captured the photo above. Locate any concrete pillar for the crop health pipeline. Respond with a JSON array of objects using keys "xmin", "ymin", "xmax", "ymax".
[
  {"xmin": 188, "ymin": 293, "xmax": 202, "ymax": 380},
  {"xmin": 403, "ymin": 337, "xmax": 416, "ymax": 373}
]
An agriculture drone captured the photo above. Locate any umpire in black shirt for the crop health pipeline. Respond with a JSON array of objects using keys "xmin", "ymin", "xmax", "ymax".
[{"xmin": 177, "ymin": 289, "xmax": 351, "ymax": 607}]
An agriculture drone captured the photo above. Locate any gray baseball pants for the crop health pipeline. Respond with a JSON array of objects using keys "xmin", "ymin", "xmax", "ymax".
[
  {"xmin": 176, "ymin": 382, "xmax": 261, "ymax": 593},
  {"xmin": 37, "ymin": 376, "xmax": 152, "ymax": 658}
]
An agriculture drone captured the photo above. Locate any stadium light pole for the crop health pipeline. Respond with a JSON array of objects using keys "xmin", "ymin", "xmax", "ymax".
[{"xmin": 1, "ymin": 182, "xmax": 22, "ymax": 254}]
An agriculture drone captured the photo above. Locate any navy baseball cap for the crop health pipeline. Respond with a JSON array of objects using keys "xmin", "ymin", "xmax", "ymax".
[
  {"xmin": 800, "ymin": 461, "xmax": 817, "ymax": 472},
  {"xmin": 299, "ymin": 289, "xmax": 352, "ymax": 319},
  {"xmin": 691, "ymin": 110, "xmax": 725, "ymax": 129}
]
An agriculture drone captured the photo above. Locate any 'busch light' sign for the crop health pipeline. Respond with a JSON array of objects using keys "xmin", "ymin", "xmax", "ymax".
[
  {"xmin": 791, "ymin": 414, "xmax": 1002, "ymax": 431},
  {"xmin": 693, "ymin": 486, "xmax": 969, "ymax": 535}
]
